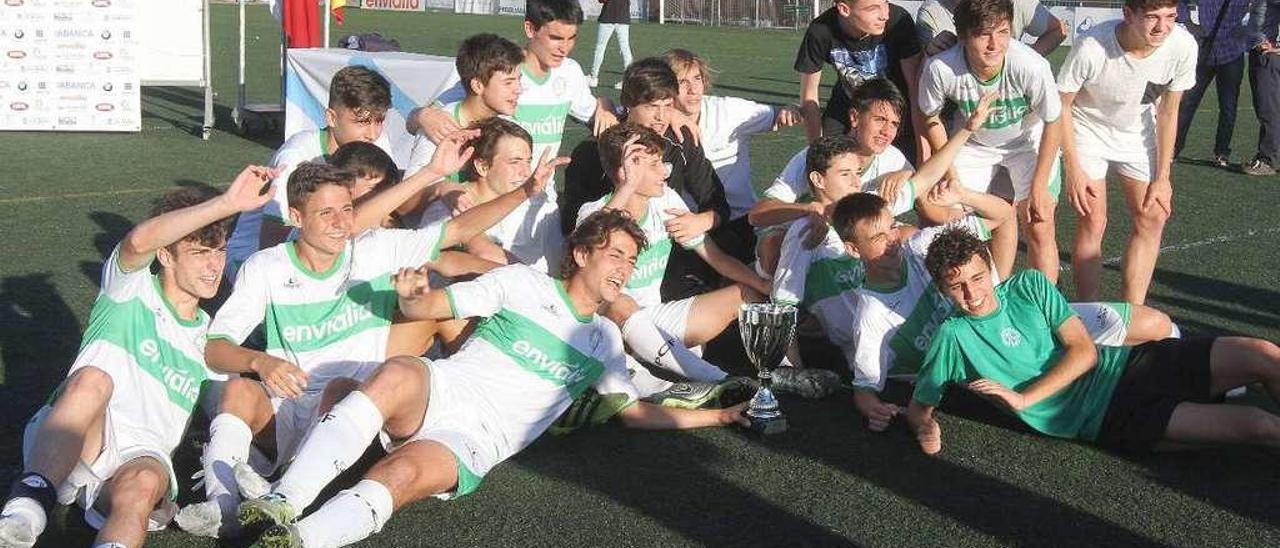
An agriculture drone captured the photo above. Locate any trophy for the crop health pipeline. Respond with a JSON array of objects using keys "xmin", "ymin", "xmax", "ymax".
[{"xmin": 738, "ymin": 303, "xmax": 798, "ymax": 435}]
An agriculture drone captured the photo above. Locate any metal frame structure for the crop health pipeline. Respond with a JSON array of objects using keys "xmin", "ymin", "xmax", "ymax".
[{"xmin": 140, "ymin": 0, "xmax": 215, "ymax": 139}]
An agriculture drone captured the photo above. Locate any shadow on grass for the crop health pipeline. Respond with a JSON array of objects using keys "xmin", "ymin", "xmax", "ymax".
[{"xmin": 142, "ymin": 86, "xmax": 283, "ymax": 149}]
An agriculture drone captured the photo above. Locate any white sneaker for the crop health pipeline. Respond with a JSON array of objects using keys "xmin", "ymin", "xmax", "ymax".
[
  {"xmin": 0, "ymin": 513, "xmax": 38, "ymax": 548},
  {"xmin": 233, "ymin": 462, "xmax": 271, "ymax": 500},
  {"xmin": 586, "ymin": 75, "xmax": 599, "ymax": 87},
  {"xmin": 174, "ymin": 500, "xmax": 228, "ymax": 538}
]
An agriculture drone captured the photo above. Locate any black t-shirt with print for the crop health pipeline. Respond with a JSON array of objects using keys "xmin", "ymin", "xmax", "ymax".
[
  {"xmin": 599, "ymin": 0, "xmax": 631, "ymax": 24},
  {"xmin": 794, "ymin": 5, "xmax": 920, "ymax": 129}
]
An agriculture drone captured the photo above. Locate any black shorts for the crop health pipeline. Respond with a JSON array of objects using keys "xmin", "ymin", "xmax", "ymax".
[{"xmin": 1095, "ymin": 337, "xmax": 1219, "ymax": 452}]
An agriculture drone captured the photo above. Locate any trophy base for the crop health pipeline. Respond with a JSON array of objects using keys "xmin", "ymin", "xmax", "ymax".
[{"xmin": 748, "ymin": 414, "xmax": 788, "ymax": 435}]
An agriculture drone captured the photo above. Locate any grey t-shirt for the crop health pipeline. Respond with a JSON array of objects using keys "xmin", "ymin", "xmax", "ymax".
[{"xmin": 916, "ymin": 0, "xmax": 1056, "ymax": 51}]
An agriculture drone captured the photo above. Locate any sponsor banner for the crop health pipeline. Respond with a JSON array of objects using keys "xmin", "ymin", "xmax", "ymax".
[
  {"xmin": 363, "ymin": 0, "xmax": 427, "ymax": 11},
  {"xmin": 284, "ymin": 48, "xmax": 457, "ymax": 169},
  {"xmin": 0, "ymin": 0, "xmax": 140, "ymax": 132}
]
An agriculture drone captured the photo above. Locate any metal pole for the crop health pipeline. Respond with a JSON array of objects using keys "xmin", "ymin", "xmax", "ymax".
[{"xmin": 323, "ymin": 0, "xmax": 331, "ymax": 47}]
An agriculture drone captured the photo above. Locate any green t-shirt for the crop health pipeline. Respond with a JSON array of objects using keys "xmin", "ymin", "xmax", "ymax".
[{"xmin": 912, "ymin": 270, "xmax": 1131, "ymax": 441}]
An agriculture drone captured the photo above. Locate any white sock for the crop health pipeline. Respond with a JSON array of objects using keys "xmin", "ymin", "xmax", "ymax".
[
  {"xmin": 296, "ymin": 479, "xmax": 393, "ymax": 548},
  {"xmin": 203, "ymin": 413, "xmax": 253, "ymax": 516},
  {"xmin": 1169, "ymin": 322, "xmax": 1181, "ymax": 339},
  {"xmin": 1, "ymin": 497, "xmax": 47, "ymax": 537},
  {"xmin": 622, "ymin": 314, "xmax": 728, "ymax": 382},
  {"xmin": 624, "ymin": 354, "xmax": 675, "ymax": 397},
  {"xmin": 274, "ymin": 391, "xmax": 384, "ymax": 510}
]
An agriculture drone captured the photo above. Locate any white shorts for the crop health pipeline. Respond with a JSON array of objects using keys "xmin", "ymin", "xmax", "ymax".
[
  {"xmin": 248, "ymin": 390, "xmax": 324, "ymax": 475},
  {"xmin": 22, "ymin": 406, "xmax": 179, "ymax": 532},
  {"xmin": 1073, "ymin": 118, "xmax": 1156, "ymax": 182},
  {"xmin": 380, "ymin": 358, "xmax": 495, "ymax": 499},
  {"xmin": 1071, "ymin": 302, "xmax": 1132, "ymax": 347},
  {"xmin": 953, "ymin": 142, "xmax": 1063, "ymax": 202},
  {"xmin": 633, "ymin": 296, "xmax": 696, "ymax": 344}
]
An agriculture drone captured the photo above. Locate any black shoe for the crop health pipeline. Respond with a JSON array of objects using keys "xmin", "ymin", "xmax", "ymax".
[
  {"xmin": 1212, "ymin": 154, "xmax": 1230, "ymax": 169},
  {"xmin": 1241, "ymin": 158, "xmax": 1277, "ymax": 175}
]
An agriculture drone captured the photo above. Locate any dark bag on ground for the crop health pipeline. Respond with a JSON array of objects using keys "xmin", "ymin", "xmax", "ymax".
[{"xmin": 340, "ymin": 32, "xmax": 402, "ymax": 52}]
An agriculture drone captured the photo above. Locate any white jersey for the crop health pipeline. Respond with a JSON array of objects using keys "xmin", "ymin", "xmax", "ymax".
[
  {"xmin": 576, "ymin": 188, "xmax": 706, "ymax": 309},
  {"xmin": 438, "ymin": 264, "xmax": 639, "ymax": 465},
  {"xmin": 851, "ymin": 216, "xmax": 990, "ymax": 391},
  {"xmin": 210, "ymin": 224, "xmax": 448, "ymax": 390},
  {"xmin": 916, "ymin": 0, "xmax": 1056, "ymax": 45},
  {"xmin": 66, "ymin": 244, "xmax": 218, "ymax": 455},
  {"xmin": 772, "ymin": 218, "xmax": 865, "ymax": 367},
  {"xmin": 763, "ymin": 145, "xmax": 912, "ymax": 204},
  {"xmin": 697, "ymin": 95, "xmax": 776, "ymax": 219},
  {"xmin": 1057, "ymin": 20, "xmax": 1197, "ymax": 134},
  {"xmin": 919, "ymin": 41, "xmax": 1061, "ymax": 151},
  {"xmin": 419, "ymin": 195, "xmax": 564, "ymax": 274},
  {"xmin": 226, "ymin": 129, "xmax": 396, "ymax": 270}
]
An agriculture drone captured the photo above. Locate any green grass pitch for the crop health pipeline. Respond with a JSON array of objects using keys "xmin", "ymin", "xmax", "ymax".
[{"xmin": 0, "ymin": 5, "xmax": 1277, "ymax": 547}]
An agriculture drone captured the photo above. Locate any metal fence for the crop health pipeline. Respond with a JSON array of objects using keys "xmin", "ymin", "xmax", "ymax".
[{"xmin": 651, "ymin": 0, "xmax": 1125, "ymax": 28}]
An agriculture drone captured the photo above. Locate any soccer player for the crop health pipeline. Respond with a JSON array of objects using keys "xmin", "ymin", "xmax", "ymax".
[
  {"xmin": 905, "ymin": 227, "xmax": 1280, "ymax": 455},
  {"xmin": 176, "ymin": 141, "xmax": 560, "ymax": 537},
  {"xmin": 915, "ymin": 0, "xmax": 1066, "ymax": 58},
  {"xmin": 663, "ymin": 48, "xmax": 802, "ymax": 261},
  {"xmin": 918, "ymin": 0, "xmax": 1064, "ymax": 282},
  {"xmin": 226, "ymin": 66, "xmax": 399, "ymax": 277},
  {"xmin": 1058, "ymin": 0, "xmax": 1197, "ymax": 303},
  {"xmin": 750, "ymin": 77, "xmax": 913, "ymax": 275},
  {"xmin": 235, "ymin": 210, "xmax": 750, "ymax": 548},
  {"xmin": 838, "ymin": 186, "xmax": 1178, "ymax": 431},
  {"xmin": 329, "ymin": 141, "xmax": 401, "ymax": 207},
  {"xmin": 794, "ymin": 0, "xmax": 924, "ymax": 160},
  {"xmin": 0, "ymin": 166, "xmax": 277, "ymax": 548}
]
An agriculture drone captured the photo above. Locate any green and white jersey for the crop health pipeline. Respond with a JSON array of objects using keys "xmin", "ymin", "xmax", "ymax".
[
  {"xmin": 67, "ymin": 244, "xmax": 218, "ymax": 454},
  {"xmin": 852, "ymin": 216, "xmax": 991, "ymax": 391},
  {"xmin": 913, "ymin": 270, "xmax": 1132, "ymax": 441},
  {"xmin": 419, "ymin": 195, "xmax": 564, "ymax": 274},
  {"xmin": 576, "ymin": 187, "xmax": 706, "ymax": 309},
  {"xmin": 227, "ymin": 128, "xmax": 396, "ymax": 271},
  {"xmin": 763, "ymin": 144, "xmax": 912, "ymax": 204},
  {"xmin": 771, "ymin": 217, "xmax": 864, "ymax": 364},
  {"xmin": 920, "ymin": 41, "xmax": 1061, "ymax": 151},
  {"xmin": 440, "ymin": 264, "xmax": 639, "ymax": 460},
  {"xmin": 210, "ymin": 224, "xmax": 448, "ymax": 390}
]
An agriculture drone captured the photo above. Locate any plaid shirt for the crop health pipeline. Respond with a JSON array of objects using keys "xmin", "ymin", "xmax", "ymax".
[
  {"xmin": 1248, "ymin": 0, "xmax": 1280, "ymax": 49},
  {"xmin": 1179, "ymin": 0, "xmax": 1254, "ymax": 65}
]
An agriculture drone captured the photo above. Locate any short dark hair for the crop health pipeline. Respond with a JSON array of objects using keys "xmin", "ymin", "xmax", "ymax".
[
  {"xmin": 560, "ymin": 209, "xmax": 648, "ymax": 280},
  {"xmin": 462, "ymin": 117, "xmax": 533, "ymax": 182},
  {"xmin": 152, "ymin": 186, "xmax": 229, "ymax": 250},
  {"xmin": 597, "ymin": 122, "xmax": 665, "ymax": 176},
  {"xmin": 925, "ymin": 225, "xmax": 993, "ymax": 285},
  {"xmin": 525, "ymin": 0, "xmax": 583, "ymax": 29},
  {"xmin": 1124, "ymin": 0, "xmax": 1177, "ymax": 13},
  {"xmin": 954, "ymin": 0, "xmax": 1014, "ymax": 37},
  {"xmin": 620, "ymin": 58, "xmax": 679, "ymax": 108},
  {"xmin": 848, "ymin": 77, "xmax": 906, "ymax": 118},
  {"xmin": 457, "ymin": 33, "xmax": 524, "ymax": 96},
  {"xmin": 287, "ymin": 161, "xmax": 355, "ymax": 213},
  {"xmin": 330, "ymin": 141, "xmax": 400, "ymax": 194},
  {"xmin": 328, "ymin": 66, "xmax": 391, "ymax": 121},
  {"xmin": 831, "ymin": 192, "xmax": 888, "ymax": 243},
  {"xmin": 805, "ymin": 135, "xmax": 862, "ymax": 191}
]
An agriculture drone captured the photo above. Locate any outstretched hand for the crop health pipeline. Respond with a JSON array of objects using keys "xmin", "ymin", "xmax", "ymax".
[
  {"xmin": 222, "ymin": 165, "xmax": 281, "ymax": 212},
  {"xmin": 425, "ymin": 128, "xmax": 480, "ymax": 180},
  {"xmin": 523, "ymin": 149, "xmax": 571, "ymax": 198},
  {"xmin": 719, "ymin": 402, "xmax": 752, "ymax": 427},
  {"xmin": 963, "ymin": 92, "xmax": 999, "ymax": 132},
  {"xmin": 393, "ymin": 265, "xmax": 433, "ymax": 301}
]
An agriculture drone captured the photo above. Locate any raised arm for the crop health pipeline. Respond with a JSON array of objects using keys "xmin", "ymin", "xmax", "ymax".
[
  {"xmin": 120, "ymin": 165, "xmax": 277, "ymax": 272},
  {"xmin": 352, "ymin": 128, "xmax": 479, "ymax": 233},
  {"xmin": 799, "ymin": 71, "xmax": 824, "ymax": 143},
  {"xmin": 441, "ymin": 150, "xmax": 570, "ymax": 250}
]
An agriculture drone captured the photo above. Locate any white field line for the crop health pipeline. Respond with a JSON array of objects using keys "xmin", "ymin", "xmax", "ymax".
[{"xmin": 1060, "ymin": 227, "xmax": 1280, "ymax": 271}]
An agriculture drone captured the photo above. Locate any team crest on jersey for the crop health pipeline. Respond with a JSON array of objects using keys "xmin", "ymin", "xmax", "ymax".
[{"xmin": 1000, "ymin": 326, "xmax": 1022, "ymax": 348}]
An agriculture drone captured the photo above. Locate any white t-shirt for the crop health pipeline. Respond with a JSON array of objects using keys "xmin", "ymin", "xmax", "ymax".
[
  {"xmin": 419, "ymin": 195, "xmax": 564, "ymax": 274},
  {"xmin": 851, "ymin": 216, "xmax": 990, "ymax": 391},
  {"xmin": 68, "ymin": 245, "xmax": 218, "ymax": 455},
  {"xmin": 919, "ymin": 41, "xmax": 1061, "ymax": 151},
  {"xmin": 696, "ymin": 95, "xmax": 776, "ymax": 220},
  {"xmin": 226, "ymin": 129, "xmax": 397, "ymax": 270},
  {"xmin": 210, "ymin": 224, "xmax": 448, "ymax": 391},
  {"xmin": 439, "ymin": 264, "xmax": 639, "ymax": 464},
  {"xmin": 771, "ymin": 218, "xmax": 865, "ymax": 369},
  {"xmin": 763, "ymin": 145, "xmax": 912, "ymax": 204},
  {"xmin": 1057, "ymin": 20, "xmax": 1198, "ymax": 134},
  {"xmin": 916, "ymin": 0, "xmax": 1056, "ymax": 46},
  {"xmin": 576, "ymin": 188, "xmax": 706, "ymax": 309}
]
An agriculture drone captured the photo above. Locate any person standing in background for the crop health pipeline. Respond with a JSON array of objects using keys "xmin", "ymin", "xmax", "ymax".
[
  {"xmin": 1174, "ymin": 0, "xmax": 1253, "ymax": 169},
  {"xmin": 1242, "ymin": 0, "xmax": 1280, "ymax": 175},
  {"xmin": 589, "ymin": 0, "xmax": 635, "ymax": 89}
]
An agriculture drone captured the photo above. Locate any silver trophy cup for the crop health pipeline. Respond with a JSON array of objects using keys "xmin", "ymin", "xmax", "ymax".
[{"xmin": 738, "ymin": 303, "xmax": 797, "ymax": 434}]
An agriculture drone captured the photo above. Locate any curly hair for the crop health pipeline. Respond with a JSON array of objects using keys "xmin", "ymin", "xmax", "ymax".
[
  {"xmin": 559, "ymin": 209, "xmax": 648, "ymax": 280},
  {"xmin": 152, "ymin": 186, "xmax": 229, "ymax": 249},
  {"xmin": 597, "ymin": 122, "xmax": 665, "ymax": 175},
  {"xmin": 924, "ymin": 225, "xmax": 992, "ymax": 285}
]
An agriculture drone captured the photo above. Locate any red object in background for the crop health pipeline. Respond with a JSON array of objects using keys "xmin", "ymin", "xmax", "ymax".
[
  {"xmin": 333, "ymin": 0, "xmax": 347, "ymax": 24},
  {"xmin": 283, "ymin": 0, "xmax": 321, "ymax": 48}
]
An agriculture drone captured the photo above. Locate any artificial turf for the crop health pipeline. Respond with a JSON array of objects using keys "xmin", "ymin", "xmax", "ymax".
[{"xmin": 0, "ymin": 5, "xmax": 1277, "ymax": 547}]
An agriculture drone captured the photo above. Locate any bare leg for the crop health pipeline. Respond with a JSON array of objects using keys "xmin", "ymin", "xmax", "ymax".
[
  {"xmin": 386, "ymin": 315, "xmax": 436, "ymax": 358},
  {"xmin": 1071, "ymin": 176, "xmax": 1108, "ymax": 301},
  {"xmin": 757, "ymin": 231, "xmax": 784, "ymax": 278},
  {"xmin": 218, "ymin": 377, "xmax": 278, "ymax": 447},
  {"xmin": 27, "ymin": 367, "xmax": 111, "ymax": 486},
  {"xmin": 1016, "ymin": 198, "xmax": 1060, "ymax": 284},
  {"xmin": 1122, "ymin": 304, "xmax": 1173, "ymax": 345},
  {"xmin": 1118, "ymin": 174, "xmax": 1170, "ymax": 305},
  {"xmin": 364, "ymin": 440, "xmax": 458, "ymax": 511},
  {"xmin": 1159, "ymin": 402, "xmax": 1280, "ymax": 449},
  {"xmin": 1206, "ymin": 337, "xmax": 1280, "ymax": 402},
  {"xmin": 95, "ymin": 457, "xmax": 168, "ymax": 547},
  {"xmin": 684, "ymin": 284, "xmax": 756, "ymax": 347}
]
